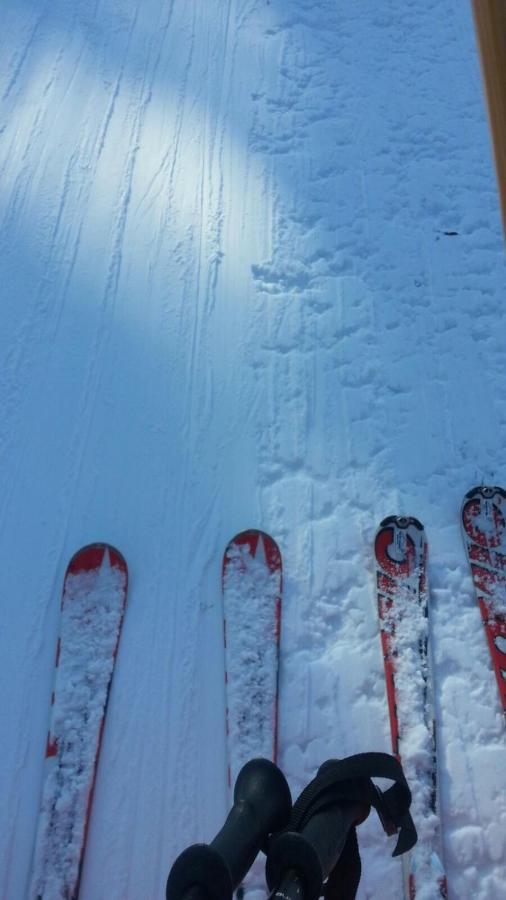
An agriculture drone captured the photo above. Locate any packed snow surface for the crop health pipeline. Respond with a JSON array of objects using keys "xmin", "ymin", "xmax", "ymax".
[{"xmin": 0, "ymin": 1, "xmax": 505, "ymax": 898}]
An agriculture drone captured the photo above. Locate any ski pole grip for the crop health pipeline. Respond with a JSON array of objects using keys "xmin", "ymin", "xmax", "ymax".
[
  {"xmin": 166, "ymin": 758, "xmax": 292, "ymax": 900},
  {"xmin": 266, "ymin": 802, "xmax": 365, "ymax": 900}
]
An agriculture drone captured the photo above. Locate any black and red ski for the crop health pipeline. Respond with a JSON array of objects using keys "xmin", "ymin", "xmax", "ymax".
[
  {"xmin": 461, "ymin": 485, "xmax": 506, "ymax": 720},
  {"xmin": 30, "ymin": 543, "xmax": 128, "ymax": 900},
  {"xmin": 375, "ymin": 516, "xmax": 446, "ymax": 900}
]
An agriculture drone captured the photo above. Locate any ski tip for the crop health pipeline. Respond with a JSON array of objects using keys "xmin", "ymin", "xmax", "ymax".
[
  {"xmin": 377, "ymin": 515, "xmax": 424, "ymax": 532},
  {"xmin": 67, "ymin": 543, "xmax": 127, "ymax": 576},
  {"xmin": 227, "ymin": 527, "xmax": 277, "ymax": 542},
  {"xmin": 463, "ymin": 485, "xmax": 506, "ymax": 502},
  {"xmin": 223, "ymin": 529, "xmax": 281, "ymax": 573}
]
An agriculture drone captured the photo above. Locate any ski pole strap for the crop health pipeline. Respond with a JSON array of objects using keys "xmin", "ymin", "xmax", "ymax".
[
  {"xmin": 269, "ymin": 752, "xmax": 417, "ymax": 900},
  {"xmin": 299, "ymin": 753, "xmax": 418, "ymax": 855}
]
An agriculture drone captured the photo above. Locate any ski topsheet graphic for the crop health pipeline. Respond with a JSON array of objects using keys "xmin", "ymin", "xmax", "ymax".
[
  {"xmin": 222, "ymin": 530, "xmax": 282, "ymax": 898},
  {"xmin": 375, "ymin": 517, "xmax": 446, "ymax": 900},
  {"xmin": 30, "ymin": 544, "xmax": 128, "ymax": 900},
  {"xmin": 461, "ymin": 486, "xmax": 506, "ymax": 719}
]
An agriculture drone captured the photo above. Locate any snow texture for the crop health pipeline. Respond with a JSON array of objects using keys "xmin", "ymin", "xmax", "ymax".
[
  {"xmin": 30, "ymin": 551, "xmax": 127, "ymax": 899},
  {"xmin": 0, "ymin": 0, "xmax": 505, "ymax": 898}
]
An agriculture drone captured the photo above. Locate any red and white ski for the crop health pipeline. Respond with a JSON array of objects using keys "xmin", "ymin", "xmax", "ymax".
[
  {"xmin": 30, "ymin": 543, "xmax": 128, "ymax": 900},
  {"xmin": 222, "ymin": 530, "xmax": 282, "ymax": 898},
  {"xmin": 375, "ymin": 516, "xmax": 446, "ymax": 900},
  {"xmin": 461, "ymin": 485, "xmax": 506, "ymax": 720}
]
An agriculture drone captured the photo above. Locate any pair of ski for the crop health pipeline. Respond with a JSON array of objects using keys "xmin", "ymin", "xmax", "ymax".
[
  {"xmin": 375, "ymin": 485, "xmax": 506, "ymax": 900},
  {"xmin": 29, "ymin": 532, "xmax": 282, "ymax": 900},
  {"xmin": 227, "ymin": 521, "xmax": 444, "ymax": 900}
]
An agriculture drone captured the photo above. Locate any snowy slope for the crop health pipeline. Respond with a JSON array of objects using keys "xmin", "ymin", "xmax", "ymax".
[{"xmin": 0, "ymin": 1, "xmax": 505, "ymax": 898}]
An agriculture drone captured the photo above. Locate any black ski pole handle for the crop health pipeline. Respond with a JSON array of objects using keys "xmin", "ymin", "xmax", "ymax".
[
  {"xmin": 265, "ymin": 800, "xmax": 366, "ymax": 900},
  {"xmin": 166, "ymin": 758, "xmax": 292, "ymax": 900}
]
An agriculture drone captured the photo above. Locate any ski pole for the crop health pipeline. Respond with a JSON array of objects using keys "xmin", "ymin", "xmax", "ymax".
[
  {"xmin": 167, "ymin": 753, "xmax": 416, "ymax": 900},
  {"xmin": 265, "ymin": 799, "xmax": 367, "ymax": 900},
  {"xmin": 166, "ymin": 758, "xmax": 292, "ymax": 900},
  {"xmin": 265, "ymin": 753, "xmax": 417, "ymax": 900}
]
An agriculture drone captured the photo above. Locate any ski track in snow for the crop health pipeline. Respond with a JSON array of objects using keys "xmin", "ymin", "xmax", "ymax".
[{"xmin": 0, "ymin": 1, "xmax": 505, "ymax": 898}]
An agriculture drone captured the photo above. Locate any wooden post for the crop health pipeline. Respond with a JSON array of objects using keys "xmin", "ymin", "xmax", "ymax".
[{"xmin": 472, "ymin": 0, "xmax": 506, "ymax": 237}]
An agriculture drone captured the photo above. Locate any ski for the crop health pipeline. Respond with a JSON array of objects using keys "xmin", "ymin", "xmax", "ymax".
[
  {"xmin": 222, "ymin": 529, "xmax": 282, "ymax": 898},
  {"xmin": 375, "ymin": 516, "xmax": 446, "ymax": 900},
  {"xmin": 30, "ymin": 543, "xmax": 128, "ymax": 900},
  {"xmin": 461, "ymin": 485, "xmax": 506, "ymax": 719}
]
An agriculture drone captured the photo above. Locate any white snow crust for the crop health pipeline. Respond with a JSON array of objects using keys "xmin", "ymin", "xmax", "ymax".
[{"xmin": 0, "ymin": 1, "xmax": 505, "ymax": 898}]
